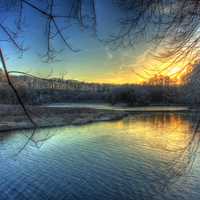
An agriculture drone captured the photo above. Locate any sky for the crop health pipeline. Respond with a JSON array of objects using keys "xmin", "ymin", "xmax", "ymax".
[{"xmin": 0, "ymin": 0, "xmax": 189, "ymax": 84}]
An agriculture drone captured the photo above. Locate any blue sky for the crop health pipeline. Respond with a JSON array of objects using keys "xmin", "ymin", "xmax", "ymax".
[{"xmin": 0, "ymin": 0, "xmax": 151, "ymax": 83}]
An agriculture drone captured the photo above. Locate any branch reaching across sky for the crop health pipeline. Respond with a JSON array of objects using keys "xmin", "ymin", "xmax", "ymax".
[{"xmin": 0, "ymin": 0, "xmax": 200, "ymax": 67}]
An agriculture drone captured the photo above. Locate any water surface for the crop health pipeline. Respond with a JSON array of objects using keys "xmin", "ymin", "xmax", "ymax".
[
  {"xmin": 0, "ymin": 112, "xmax": 199, "ymax": 200},
  {"xmin": 45, "ymin": 103, "xmax": 188, "ymax": 111}
]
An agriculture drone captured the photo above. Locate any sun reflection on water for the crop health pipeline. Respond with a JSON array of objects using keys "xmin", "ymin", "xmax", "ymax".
[
  {"xmin": 101, "ymin": 113, "xmax": 193, "ymax": 152},
  {"xmin": 0, "ymin": 112, "xmax": 199, "ymax": 200}
]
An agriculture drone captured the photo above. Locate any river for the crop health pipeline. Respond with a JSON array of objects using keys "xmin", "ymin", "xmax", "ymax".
[
  {"xmin": 0, "ymin": 111, "xmax": 199, "ymax": 200},
  {"xmin": 46, "ymin": 103, "xmax": 188, "ymax": 111}
]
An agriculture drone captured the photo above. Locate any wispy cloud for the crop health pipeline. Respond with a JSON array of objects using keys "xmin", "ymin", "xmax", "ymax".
[{"xmin": 105, "ymin": 46, "xmax": 113, "ymax": 59}]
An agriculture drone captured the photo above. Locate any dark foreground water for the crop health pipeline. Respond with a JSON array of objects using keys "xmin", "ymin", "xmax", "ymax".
[{"xmin": 0, "ymin": 112, "xmax": 200, "ymax": 200}]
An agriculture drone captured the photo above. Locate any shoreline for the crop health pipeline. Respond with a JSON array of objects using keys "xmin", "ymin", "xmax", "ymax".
[
  {"xmin": 0, "ymin": 104, "xmax": 192, "ymax": 132},
  {"xmin": 0, "ymin": 105, "xmax": 128, "ymax": 132}
]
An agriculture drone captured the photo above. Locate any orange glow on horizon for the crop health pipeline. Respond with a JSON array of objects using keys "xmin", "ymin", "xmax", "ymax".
[
  {"xmin": 85, "ymin": 63, "xmax": 191, "ymax": 85},
  {"xmin": 75, "ymin": 48, "xmax": 194, "ymax": 85}
]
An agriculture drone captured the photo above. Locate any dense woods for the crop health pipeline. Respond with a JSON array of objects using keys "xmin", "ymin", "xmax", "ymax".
[{"xmin": 0, "ymin": 71, "xmax": 193, "ymax": 106}]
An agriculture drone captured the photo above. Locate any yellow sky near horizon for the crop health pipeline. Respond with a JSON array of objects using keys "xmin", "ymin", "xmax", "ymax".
[{"xmin": 82, "ymin": 53, "xmax": 192, "ymax": 85}]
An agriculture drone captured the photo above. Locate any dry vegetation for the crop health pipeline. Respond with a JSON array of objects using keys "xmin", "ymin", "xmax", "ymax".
[{"xmin": 0, "ymin": 105, "xmax": 127, "ymax": 132}]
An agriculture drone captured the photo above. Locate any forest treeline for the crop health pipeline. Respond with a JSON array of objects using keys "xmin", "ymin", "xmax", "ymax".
[
  {"xmin": 0, "ymin": 84, "xmax": 192, "ymax": 106},
  {"xmin": 1, "ymin": 66, "xmax": 199, "ymax": 106},
  {"xmin": 0, "ymin": 73, "xmax": 195, "ymax": 106}
]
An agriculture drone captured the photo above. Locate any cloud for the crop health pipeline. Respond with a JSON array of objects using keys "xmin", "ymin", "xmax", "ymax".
[{"xmin": 105, "ymin": 46, "xmax": 113, "ymax": 59}]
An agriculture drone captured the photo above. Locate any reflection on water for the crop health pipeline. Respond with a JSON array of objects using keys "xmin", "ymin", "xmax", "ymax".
[{"xmin": 0, "ymin": 112, "xmax": 200, "ymax": 200}]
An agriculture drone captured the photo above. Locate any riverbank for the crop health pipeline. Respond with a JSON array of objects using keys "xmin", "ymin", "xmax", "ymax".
[
  {"xmin": 0, "ymin": 104, "xmax": 192, "ymax": 132},
  {"xmin": 0, "ymin": 105, "xmax": 128, "ymax": 132}
]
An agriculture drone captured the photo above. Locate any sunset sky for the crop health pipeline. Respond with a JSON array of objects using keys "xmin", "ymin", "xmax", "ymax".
[{"xmin": 1, "ymin": 0, "xmax": 190, "ymax": 84}]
